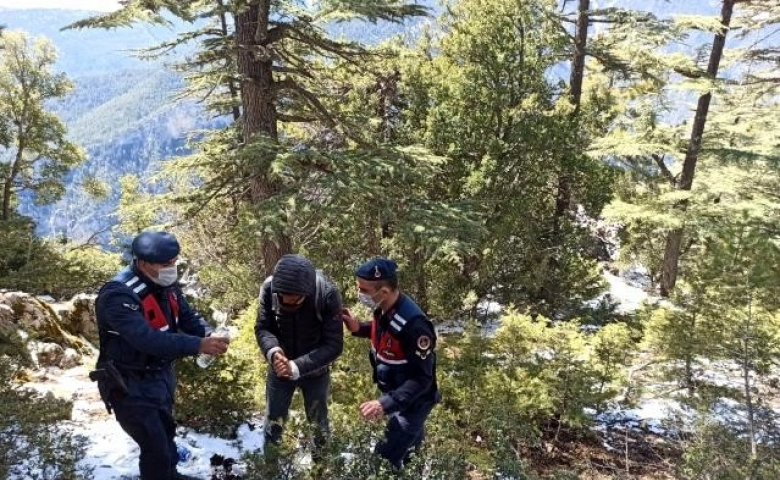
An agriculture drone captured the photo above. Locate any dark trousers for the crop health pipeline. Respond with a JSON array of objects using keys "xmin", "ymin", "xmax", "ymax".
[
  {"xmin": 113, "ymin": 401, "xmax": 177, "ymax": 480},
  {"xmin": 375, "ymin": 401, "xmax": 435, "ymax": 469},
  {"xmin": 265, "ymin": 367, "xmax": 330, "ymax": 446}
]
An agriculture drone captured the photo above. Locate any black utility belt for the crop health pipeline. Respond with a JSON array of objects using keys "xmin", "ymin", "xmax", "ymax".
[
  {"xmin": 112, "ymin": 361, "xmax": 169, "ymax": 372},
  {"xmin": 93, "ymin": 363, "xmax": 169, "ymax": 383}
]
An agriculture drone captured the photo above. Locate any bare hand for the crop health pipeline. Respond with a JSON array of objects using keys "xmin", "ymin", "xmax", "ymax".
[
  {"xmin": 359, "ymin": 400, "xmax": 384, "ymax": 421},
  {"xmin": 342, "ymin": 308, "xmax": 360, "ymax": 333},
  {"xmin": 272, "ymin": 351, "xmax": 292, "ymax": 378},
  {"xmin": 199, "ymin": 336, "xmax": 229, "ymax": 356}
]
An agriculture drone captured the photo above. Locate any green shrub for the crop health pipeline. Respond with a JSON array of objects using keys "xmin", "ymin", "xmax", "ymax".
[
  {"xmin": 678, "ymin": 417, "xmax": 780, "ymax": 480},
  {"xmin": 174, "ymin": 303, "xmax": 262, "ymax": 437},
  {"xmin": 0, "ymin": 216, "xmax": 120, "ymax": 298},
  {"xmin": 0, "ymin": 357, "xmax": 92, "ymax": 479}
]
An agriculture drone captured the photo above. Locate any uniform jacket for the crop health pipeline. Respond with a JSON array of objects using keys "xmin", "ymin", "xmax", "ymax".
[
  {"xmin": 95, "ymin": 265, "xmax": 212, "ymax": 406},
  {"xmin": 354, "ymin": 293, "xmax": 439, "ymax": 414}
]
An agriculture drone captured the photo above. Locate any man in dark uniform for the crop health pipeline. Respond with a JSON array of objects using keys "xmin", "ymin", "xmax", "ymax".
[
  {"xmin": 342, "ymin": 257, "xmax": 440, "ymax": 470},
  {"xmin": 255, "ymin": 254, "xmax": 344, "ymax": 452},
  {"xmin": 94, "ymin": 231, "xmax": 230, "ymax": 480}
]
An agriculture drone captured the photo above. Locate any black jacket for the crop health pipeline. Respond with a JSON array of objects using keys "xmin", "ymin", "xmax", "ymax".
[{"xmin": 254, "ymin": 257, "xmax": 343, "ymax": 378}]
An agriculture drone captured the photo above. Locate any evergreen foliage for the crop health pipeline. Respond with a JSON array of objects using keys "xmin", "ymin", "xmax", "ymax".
[
  {"xmin": 1, "ymin": 0, "xmax": 779, "ymax": 477},
  {"xmin": 0, "ymin": 357, "xmax": 92, "ymax": 479},
  {"xmin": 0, "ymin": 30, "xmax": 84, "ymax": 221}
]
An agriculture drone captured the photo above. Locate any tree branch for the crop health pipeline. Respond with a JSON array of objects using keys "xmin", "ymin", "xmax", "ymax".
[
  {"xmin": 69, "ymin": 224, "xmax": 113, "ymax": 251},
  {"xmin": 652, "ymin": 154, "xmax": 676, "ymax": 185},
  {"xmin": 278, "ymin": 113, "xmax": 317, "ymax": 123},
  {"xmin": 272, "ymin": 65, "xmax": 314, "ymax": 79},
  {"xmin": 274, "ymin": 78, "xmax": 337, "ymax": 127},
  {"xmin": 265, "ymin": 23, "xmax": 294, "ymax": 45}
]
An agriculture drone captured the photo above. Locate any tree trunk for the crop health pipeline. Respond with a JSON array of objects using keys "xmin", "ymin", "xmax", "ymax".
[
  {"xmin": 235, "ymin": 0, "xmax": 290, "ymax": 274},
  {"xmin": 743, "ymin": 350, "xmax": 757, "ymax": 459},
  {"xmin": 660, "ymin": 229, "xmax": 684, "ymax": 297},
  {"xmin": 412, "ymin": 237, "xmax": 428, "ymax": 312},
  {"xmin": 685, "ymin": 311, "xmax": 697, "ymax": 396},
  {"xmin": 217, "ymin": 0, "xmax": 241, "ymax": 122},
  {"xmin": 2, "ymin": 134, "xmax": 25, "ymax": 221},
  {"xmin": 1, "ymin": 165, "xmax": 14, "ymax": 221},
  {"xmin": 235, "ymin": 0, "xmax": 276, "ymax": 142},
  {"xmin": 262, "ymin": 234, "xmax": 292, "ymax": 277},
  {"xmin": 659, "ymin": 0, "xmax": 735, "ymax": 297},
  {"xmin": 552, "ymin": 0, "xmax": 589, "ymax": 237},
  {"xmin": 742, "ymin": 294, "xmax": 758, "ymax": 460},
  {"xmin": 569, "ymin": 0, "xmax": 589, "ymax": 114}
]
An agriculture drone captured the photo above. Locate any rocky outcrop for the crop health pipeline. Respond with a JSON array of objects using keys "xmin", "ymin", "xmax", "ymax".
[
  {"xmin": 52, "ymin": 294, "xmax": 99, "ymax": 345},
  {"xmin": 0, "ymin": 291, "xmax": 97, "ymax": 369}
]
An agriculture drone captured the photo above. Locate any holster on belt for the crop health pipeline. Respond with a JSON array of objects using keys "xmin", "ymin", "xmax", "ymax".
[{"xmin": 89, "ymin": 361, "xmax": 129, "ymax": 414}]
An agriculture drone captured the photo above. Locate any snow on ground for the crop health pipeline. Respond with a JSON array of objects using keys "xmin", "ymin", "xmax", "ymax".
[
  {"xmin": 588, "ymin": 398, "xmax": 686, "ymax": 437},
  {"xmin": 13, "ymin": 263, "xmax": 706, "ymax": 478},
  {"xmin": 17, "ymin": 363, "xmax": 264, "ymax": 480},
  {"xmin": 582, "ymin": 264, "xmax": 664, "ymax": 315},
  {"xmin": 602, "ymin": 270, "xmax": 650, "ymax": 313}
]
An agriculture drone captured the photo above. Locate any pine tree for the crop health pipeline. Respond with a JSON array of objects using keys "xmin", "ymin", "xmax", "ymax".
[
  {"xmin": 70, "ymin": 0, "xmax": 428, "ymax": 275},
  {"xmin": 659, "ymin": 0, "xmax": 737, "ymax": 297},
  {"xmin": 0, "ymin": 30, "xmax": 84, "ymax": 221},
  {"xmin": 387, "ymin": 0, "xmax": 629, "ymax": 316},
  {"xmin": 696, "ymin": 224, "xmax": 780, "ymax": 459},
  {"xmin": 595, "ymin": 1, "xmax": 779, "ymax": 296}
]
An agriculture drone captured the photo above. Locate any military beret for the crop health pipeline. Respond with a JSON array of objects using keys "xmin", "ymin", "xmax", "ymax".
[
  {"xmin": 131, "ymin": 231, "xmax": 181, "ymax": 264},
  {"xmin": 355, "ymin": 257, "xmax": 398, "ymax": 280}
]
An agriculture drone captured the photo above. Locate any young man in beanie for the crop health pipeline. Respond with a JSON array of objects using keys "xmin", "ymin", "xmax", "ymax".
[
  {"xmin": 342, "ymin": 257, "xmax": 440, "ymax": 470},
  {"xmin": 255, "ymin": 254, "xmax": 344, "ymax": 454},
  {"xmin": 94, "ymin": 231, "xmax": 230, "ymax": 480}
]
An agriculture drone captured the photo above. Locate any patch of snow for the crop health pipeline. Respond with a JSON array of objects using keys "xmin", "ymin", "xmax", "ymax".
[
  {"xmin": 603, "ymin": 270, "xmax": 649, "ymax": 313},
  {"xmin": 236, "ymin": 423, "xmax": 265, "ymax": 452},
  {"xmin": 591, "ymin": 398, "xmax": 686, "ymax": 436},
  {"xmin": 621, "ymin": 266, "xmax": 652, "ymax": 289},
  {"xmin": 585, "ymin": 265, "xmax": 665, "ymax": 315},
  {"xmin": 477, "ymin": 299, "xmax": 503, "ymax": 316},
  {"xmin": 436, "ymin": 318, "xmax": 501, "ymax": 338},
  {"xmin": 13, "ymin": 362, "xmax": 265, "ymax": 480}
]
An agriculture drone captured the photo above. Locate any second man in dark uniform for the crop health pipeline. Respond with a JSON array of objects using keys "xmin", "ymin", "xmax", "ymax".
[{"xmin": 342, "ymin": 257, "xmax": 440, "ymax": 470}]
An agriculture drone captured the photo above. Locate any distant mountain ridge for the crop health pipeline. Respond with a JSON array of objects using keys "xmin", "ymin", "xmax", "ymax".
[
  {"xmin": 0, "ymin": 5, "xmax": 436, "ymax": 241},
  {"xmin": 1, "ymin": 1, "xmax": 725, "ymax": 240},
  {"xmin": 0, "ymin": 8, "xmax": 200, "ymax": 239}
]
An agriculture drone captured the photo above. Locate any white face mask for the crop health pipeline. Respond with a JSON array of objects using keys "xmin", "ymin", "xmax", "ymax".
[
  {"xmin": 358, "ymin": 291, "xmax": 379, "ymax": 310},
  {"xmin": 154, "ymin": 265, "xmax": 179, "ymax": 287}
]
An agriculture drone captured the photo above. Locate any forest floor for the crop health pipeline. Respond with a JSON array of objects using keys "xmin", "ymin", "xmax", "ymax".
[{"xmin": 18, "ymin": 265, "xmax": 776, "ymax": 479}]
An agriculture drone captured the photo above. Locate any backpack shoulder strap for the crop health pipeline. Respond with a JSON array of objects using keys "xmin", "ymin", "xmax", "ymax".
[{"xmin": 314, "ymin": 270, "xmax": 330, "ymax": 323}]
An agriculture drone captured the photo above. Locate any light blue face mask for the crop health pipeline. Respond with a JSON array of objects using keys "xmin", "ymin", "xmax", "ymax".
[
  {"xmin": 358, "ymin": 291, "xmax": 380, "ymax": 309},
  {"xmin": 154, "ymin": 265, "xmax": 179, "ymax": 287}
]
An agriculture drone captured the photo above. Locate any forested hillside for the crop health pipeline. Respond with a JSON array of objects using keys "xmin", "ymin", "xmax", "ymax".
[
  {"xmin": 0, "ymin": 0, "xmax": 778, "ymax": 478},
  {"xmin": 0, "ymin": 8, "xmax": 199, "ymax": 240}
]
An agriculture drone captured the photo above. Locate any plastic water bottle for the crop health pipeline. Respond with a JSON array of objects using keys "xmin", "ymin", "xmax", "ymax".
[
  {"xmin": 177, "ymin": 444, "xmax": 192, "ymax": 463},
  {"xmin": 196, "ymin": 326, "xmax": 230, "ymax": 368}
]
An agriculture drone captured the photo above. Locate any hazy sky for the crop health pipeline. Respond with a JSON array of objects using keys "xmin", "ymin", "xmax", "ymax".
[{"xmin": 0, "ymin": 0, "xmax": 120, "ymax": 11}]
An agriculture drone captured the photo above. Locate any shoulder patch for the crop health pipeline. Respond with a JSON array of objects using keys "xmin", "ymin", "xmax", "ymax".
[
  {"xmin": 415, "ymin": 334, "xmax": 433, "ymax": 359},
  {"xmin": 122, "ymin": 302, "xmax": 139, "ymax": 311}
]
